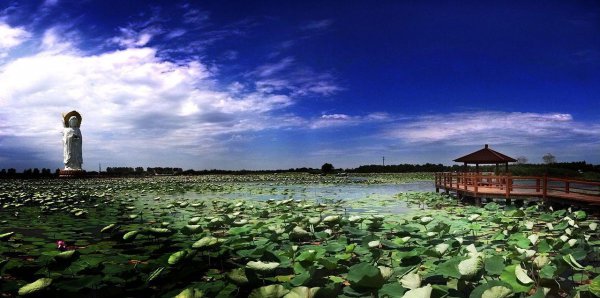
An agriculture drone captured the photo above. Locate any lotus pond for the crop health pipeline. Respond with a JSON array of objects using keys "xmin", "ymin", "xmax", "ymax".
[{"xmin": 0, "ymin": 173, "xmax": 599, "ymax": 297}]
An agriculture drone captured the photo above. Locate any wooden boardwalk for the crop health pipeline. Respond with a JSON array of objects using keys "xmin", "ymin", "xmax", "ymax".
[{"xmin": 434, "ymin": 172, "xmax": 600, "ymax": 205}]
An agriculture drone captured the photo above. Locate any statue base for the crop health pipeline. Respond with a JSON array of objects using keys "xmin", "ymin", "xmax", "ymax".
[{"xmin": 59, "ymin": 169, "xmax": 85, "ymax": 178}]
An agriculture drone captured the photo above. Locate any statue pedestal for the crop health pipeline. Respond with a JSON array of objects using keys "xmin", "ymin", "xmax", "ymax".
[{"xmin": 59, "ymin": 169, "xmax": 85, "ymax": 178}]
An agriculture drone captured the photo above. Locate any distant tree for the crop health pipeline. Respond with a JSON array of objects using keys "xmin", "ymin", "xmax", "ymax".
[
  {"xmin": 321, "ymin": 163, "xmax": 334, "ymax": 175},
  {"xmin": 516, "ymin": 156, "xmax": 528, "ymax": 164},
  {"xmin": 542, "ymin": 153, "xmax": 556, "ymax": 164}
]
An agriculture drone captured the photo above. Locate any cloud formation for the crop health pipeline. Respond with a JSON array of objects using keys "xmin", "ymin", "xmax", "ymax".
[
  {"xmin": 385, "ymin": 111, "xmax": 600, "ymax": 147},
  {"xmin": 0, "ymin": 19, "xmax": 342, "ymax": 169}
]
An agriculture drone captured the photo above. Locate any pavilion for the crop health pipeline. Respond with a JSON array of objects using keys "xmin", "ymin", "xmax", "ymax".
[{"xmin": 453, "ymin": 144, "xmax": 516, "ymax": 173}]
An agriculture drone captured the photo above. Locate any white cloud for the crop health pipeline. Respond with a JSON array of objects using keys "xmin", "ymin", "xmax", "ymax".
[
  {"xmin": 309, "ymin": 112, "xmax": 390, "ymax": 129},
  {"xmin": 0, "ymin": 22, "xmax": 30, "ymax": 51},
  {"xmin": 385, "ymin": 111, "xmax": 600, "ymax": 146},
  {"xmin": 301, "ymin": 19, "xmax": 333, "ymax": 31},
  {"xmin": 0, "ymin": 40, "xmax": 301, "ymax": 168}
]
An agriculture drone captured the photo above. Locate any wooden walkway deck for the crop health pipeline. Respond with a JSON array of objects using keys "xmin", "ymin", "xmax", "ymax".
[{"xmin": 434, "ymin": 172, "xmax": 600, "ymax": 205}]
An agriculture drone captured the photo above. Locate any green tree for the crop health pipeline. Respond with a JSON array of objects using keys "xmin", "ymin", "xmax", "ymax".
[
  {"xmin": 542, "ymin": 153, "xmax": 556, "ymax": 164},
  {"xmin": 321, "ymin": 163, "xmax": 334, "ymax": 175}
]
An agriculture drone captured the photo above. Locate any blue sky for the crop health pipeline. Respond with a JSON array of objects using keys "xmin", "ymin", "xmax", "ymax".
[{"xmin": 0, "ymin": 0, "xmax": 599, "ymax": 170}]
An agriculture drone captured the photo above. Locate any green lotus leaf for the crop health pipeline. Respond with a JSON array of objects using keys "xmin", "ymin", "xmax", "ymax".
[
  {"xmin": 590, "ymin": 274, "xmax": 600, "ymax": 296},
  {"xmin": 55, "ymin": 249, "xmax": 78, "ymax": 261},
  {"xmin": 100, "ymin": 223, "xmax": 116, "ymax": 233},
  {"xmin": 527, "ymin": 234, "xmax": 539, "ymax": 245},
  {"xmin": 192, "ymin": 236, "xmax": 219, "ymax": 249},
  {"xmin": 562, "ymin": 254, "xmax": 585, "ymax": 270},
  {"xmin": 283, "ymin": 286, "xmax": 321, "ymax": 298},
  {"xmin": 18, "ymin": 278, "xmax": 53, "ymax": 296},
  {"xmin": 0, "ymin": 231, "xmax": 15, "ymax": 240},
  {"xmin": 168, "ymin": 250, "xmax": 188, "ymax": 265},
  {"xmin": 123, "ymin": 230, "xmax": 139, "ymax": 241},
  {"xmin": 484, "ymin": 255, "xmax": 505, "ymax": 275},
  {"xmin": 420, "ymin": 216, "xmax": 433, "ymax": 224},
  {"xmin": 347, "ymin": 262, "xmax": 385, "ymax": 288},
  {"xmin": 458, "ymin": 257, "xmax": 483, "ymax": 278},
  {"xmin": 435, "ymin": 243, "xmax": 449, "ymax": 256},
  {"xmin": 469, "ymin": 280, "xmax": 513, "ymax": 298},
  {"xmin": 589, "ymin": 222, "xmax": 598, "ymax": 231},
  {"xmin": 188, "ymin": 217, "xmax": 201, "ymax": 224},
  {"xmin": 499, "ymin": 265, "xmax": 533, "ymax": 293},
  {"xmin": 368, "ymin": 240, "xmax": 381, "ymax": 248},
  {"xmin": 246, "ymin": 260, "xmax": 280, "ymax": 271},
  {"xmin": 401, "ymin": 284, "xmax": 432, "ymax": 298},
  {"xmin": 145, "ymin": 227, "xmax": 174, "ymax": 236},
  {"xmin": 249, "ymin": 284, "xmax": 289, "ymax": 298},
  {"xmin": 227, "ymin": 268, "xmax": 249, "ymax": 285},
  {"xmin": 379, "ymin": 266, "xmax": 393, "ymax": 281},
  {"xmin": 514, "ymin": 264, "xmax": 533, "ymax": 284},
  {"xmin": 174, "ymin": 287, "xmax": 204, "ymax": 298},
  {"xmin": 181, "ymin": 225, "xmax": 203, "ymax": 235},
  {"xmin": 400, "ymin": 272, "xmax": 421, "ymax": 289},
  {"xmin": 308, "ymin": 217, "xmax": 321, "ymax": 225},
  {"xmin": 323, "ymin": 215, "xmax": 341, "ymax": 224},
  {"xmin": 533, "ymin": 254, "xmax": 550, "ymax": 268}
]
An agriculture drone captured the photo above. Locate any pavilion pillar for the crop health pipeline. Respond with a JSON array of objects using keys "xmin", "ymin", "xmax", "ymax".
[
  {"xmin": 475, "ymin": 164, "xmax": 479, "ymax": 173},
  {"xmin": 505, "ymin": 163, "xmax": 508, "ymax": 173}
]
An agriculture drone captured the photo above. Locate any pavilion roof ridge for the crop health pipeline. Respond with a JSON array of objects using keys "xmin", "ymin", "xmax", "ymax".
[{"xmin": 453, "ymin": 144, "xmax": 517, "ymax": 164}]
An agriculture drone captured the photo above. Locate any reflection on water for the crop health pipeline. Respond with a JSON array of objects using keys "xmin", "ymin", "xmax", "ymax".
[{"xmin": 162, "ymin": 180, "xmax": 435, "ymax": 214}]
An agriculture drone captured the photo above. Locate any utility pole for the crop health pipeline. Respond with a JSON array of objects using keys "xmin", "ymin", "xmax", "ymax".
[{"xmin": 382, "ymin": 156, "xmax": 385, "ymax": 166}]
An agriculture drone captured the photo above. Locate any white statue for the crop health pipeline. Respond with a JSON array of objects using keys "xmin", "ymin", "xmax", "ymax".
[{"xmin": 62, "ymin": 111, "xmax": 83, "ymax": 170}]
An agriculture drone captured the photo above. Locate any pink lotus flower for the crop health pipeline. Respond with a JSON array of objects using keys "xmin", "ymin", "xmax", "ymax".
[{"xmin": 56, "ymin": 240, "xmax": 66, "ymax": 251}]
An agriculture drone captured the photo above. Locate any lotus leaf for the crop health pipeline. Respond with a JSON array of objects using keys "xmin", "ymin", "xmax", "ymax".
[
  {"xmin": 188, "ymin": 217, "xmax": 201, "ymax": 224},
  {"xmin": 100, "ymin": 223, "xmax": 116, "ymax": 233},
  {"xmin": 527, "ymin": 234, "xmax": 539, "ymax": 245},
  {"xmin": 192, "ymin": 236, "xmax": 219, "ymax": 249},
  {"xmin": 249, "ymin": 284, "xmax": 289, "ymax": 298},
  {"xmin": 123, "ymin": 230, "xmax": 139, "ymax": 241},
  {"xmin": 227, "ymin": 268, "xmax": 249, "ymax": 285},
  {"xmin": 589, "ymin": 275, "xmax": 600, "ymax": 296},
  {"xmin": 458, "ymin": 257, "xmax": 483, "ymax": 278},
  {"xmin": 563, "ymin": 254, "xmax": 585, "ymax": 270},
  {"xmin": 435, "ymin": 243, "xmax": 450, "ymax": 256},
  {"xmin": 168, "ymin": 250, "xmax": 188, "ymax": 265},
  {"xmin": 18, "ymin": 278, "xmax": 53, "ymax": 296},
  {"xmin": 175, "ymin": 287, "xmax": 204, "ymax": 298},
  {"xmin": 400, "ymin": 272, "xmax": 422, "ymax": 289},
  {"xmin": 401, "ymin": 284, "xmax": 432, "ymax": 298},
  {"xmin": 247, "ymin": 261, "xmax": 280, "ymax": 271},
  {"xmin": 0, "ymin": 231, "xmax": 14, "ymax": 240},
  {"xmin": 420, "ymin": 216, "xmax": 433, "ymax": 224},
  {"xmin": 484, "ymin": 255, "xmax": 505, "ymax": 275},
  {"xmin": 283, "ymin": 286, "xmax": 320, "ymax": 298},
  {"xmin": 514, "ymin": 264, "xmax": 533, "ymax": 284},
  {"xmin": 55, "ymin": 249, "xmax": 78, "ymax": 261},
  {"xmin": 347, "ymin": 262, "xmax": 385, "ymax": 288},
  {"xmin": 589, "ymin": 222, "xmax": 598, "ymax": 231},
  {"xmin": 533, "ymin": 254, "xmax": 550, "ymax": 268}
]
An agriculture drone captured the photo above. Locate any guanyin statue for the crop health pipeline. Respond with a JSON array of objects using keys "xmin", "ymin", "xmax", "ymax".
[{"xmin": 62, "ymin": 111, "xmax": 83, "ymax": 170}]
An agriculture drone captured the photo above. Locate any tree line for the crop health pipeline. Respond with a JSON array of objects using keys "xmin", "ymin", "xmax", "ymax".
[{"xmin": 2, "ymin": 161, "xmax": 599, "ymax": 180}]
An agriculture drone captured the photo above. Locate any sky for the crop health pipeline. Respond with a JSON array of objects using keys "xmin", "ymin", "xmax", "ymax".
[{"xmin": 0, "ymin": 0, "xmax": 599, "ymax": 171}]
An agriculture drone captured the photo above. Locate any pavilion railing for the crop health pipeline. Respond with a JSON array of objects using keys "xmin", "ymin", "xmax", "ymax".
[{"xmin": 434, "ymin": 172, "xmax": 600, "ymax": 203}]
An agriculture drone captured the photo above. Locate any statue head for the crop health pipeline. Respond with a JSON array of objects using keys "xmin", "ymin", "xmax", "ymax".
[
  {"xmin": 68, "ymin": 116, "xmax": 79, "ymax": 128},
  {"xmin": 63, "ymin": 111, "xmax": 82, "ymax": 128}
]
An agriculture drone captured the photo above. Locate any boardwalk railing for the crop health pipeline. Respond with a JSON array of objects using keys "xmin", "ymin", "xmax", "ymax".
[{"xmin": 434, "ymin": 172, "xmax": 600, "ymax": 204}]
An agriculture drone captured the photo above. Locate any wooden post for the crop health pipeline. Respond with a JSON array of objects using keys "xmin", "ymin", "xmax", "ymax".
[
  {"xmin": 505, "ymin": 175, "xmax": 510, "ymax": 198},
  {"xmin": 565, "ymin": 181, "xmax": 570, "ymax": 194},
  {"xmin": 474, "ymin": 174, "xmax": 478, "ymax": 197},
  {"xmin": 542, "ymin": 174, "xmax": 547, "ymax": 200}
]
